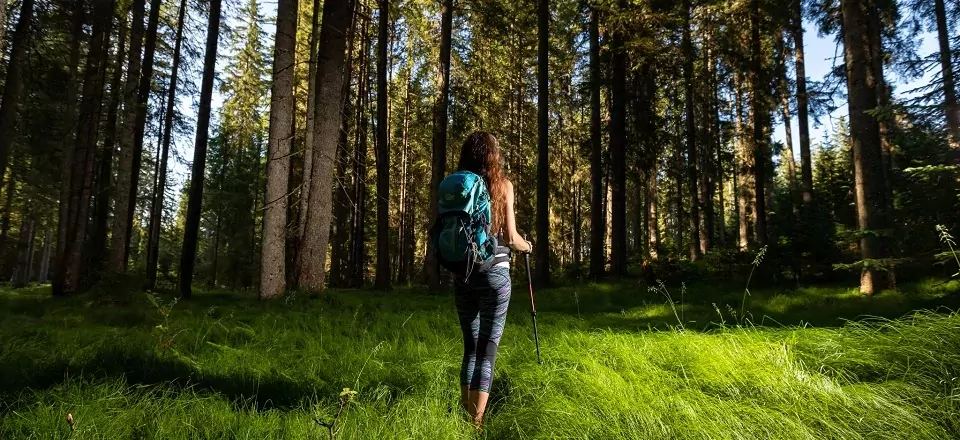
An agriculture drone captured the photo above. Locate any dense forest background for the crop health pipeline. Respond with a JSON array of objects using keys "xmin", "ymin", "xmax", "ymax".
[{"xmin": 0, "ymin": 0, "xmax": 958, "ymax": 298}]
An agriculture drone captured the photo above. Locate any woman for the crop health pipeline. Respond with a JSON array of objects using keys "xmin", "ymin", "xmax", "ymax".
[{"xmin": 453, "ymin": 131, "xmax": 532, "ymax": 427}]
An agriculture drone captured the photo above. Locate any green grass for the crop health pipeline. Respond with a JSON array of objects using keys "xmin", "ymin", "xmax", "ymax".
[{"xmin": 1, "ymin": 279, "xmax": 960, "ymax": 439}]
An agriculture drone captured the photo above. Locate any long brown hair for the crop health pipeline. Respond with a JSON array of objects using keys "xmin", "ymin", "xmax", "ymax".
[{"xmin": 457, "ymin": 131, "xmax": 507, "ymax": 233}]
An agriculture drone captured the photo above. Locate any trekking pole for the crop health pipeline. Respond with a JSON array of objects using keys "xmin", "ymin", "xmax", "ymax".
[{"xmin": 523, "ymin": 251, "xmax": 543, "ymax": 365}]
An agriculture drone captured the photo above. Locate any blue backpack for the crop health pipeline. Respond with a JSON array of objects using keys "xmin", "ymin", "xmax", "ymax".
[{"xmin": 430, "ymin": 171, "xmax": 509, "ymax": 282}]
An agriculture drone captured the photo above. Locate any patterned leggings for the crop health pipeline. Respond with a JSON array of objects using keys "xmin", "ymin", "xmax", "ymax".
[{"xmin": 454, "ymin": 266, "xmax": 511, "ymax": 393}]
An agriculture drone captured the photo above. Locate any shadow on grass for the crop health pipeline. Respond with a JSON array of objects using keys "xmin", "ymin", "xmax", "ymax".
[
  {"xmin": 534, "ymin": 280, "xmax": 960, "ymax": 332},
  {"xmin": 0, "ymin": 345, "xmax": 340, "ymax": 415}
]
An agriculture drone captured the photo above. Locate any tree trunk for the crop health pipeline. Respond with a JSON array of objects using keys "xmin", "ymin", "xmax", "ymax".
[
  {"xmin": 0, "ymin": 0, "xmax": 6, "ymax": 54},
  {"xmin": 0, "ymin": 175, "xmax": 14, "ymax": 277},
  {"xmin": 781, "ymin": 96, "xmax": 798, "ymax": 193},
  {"xmin": 749, "ymin": 0, "xmax": 768, "ymax": 247},
  {"xmin": 588, "ymin": 5, "xmax": 604, "ymax": 278},
  {"xmin": 736, "ymin": 72, "xmax": 753, "ymax": 251},
  {"xmin": 792, "ymin": 0, "xmax": 814, "ymax": 204},
  {"xmin": 714, "ymin": 49, "xmax": 726, "ymax": 247},
  {"xmin": 350, "ymin": 20, "xmax": 370, "ymax": 288},
  {"xmin": 53, "ymin": 0, "xmax": 114, "ymax": 296},
  {"xmin": 90, "ymin": 11, "xmax": 128, "ymax": 280},
  {"xmin": 842, "ymin": 0, "xmax": 890, "ymax": 295},
  {"xmin": 14, "ymin": 214, "xmax": 35, "ymax": 287},
  {"xmin": 327, "ymin": 5, "xmax": 358, "ymax": 288},
  {"xmin": 397, "ymin": 53, "xmax": 411, "ymax": 285},
  {"xmin": 145, "ymin": 0, "xmax": 186, "ymax": 290},
  {"xmin": 298, "ymin": 0, "xmax": 322, "ymax": 246},
  {"xmin": 0, "ymin": 0, "xmax": 35, "ymax": 186},
  {"xmin": 682, "ymin": 0, "xmax": 701, "ymax": 261},
  {"xmin": 866, "ymin": 9, "xmax": 894, "ymax": 220},
  {"xmin": 260, "ymin": 0, "xmax": 298, "ymax": 299},
  {"xmin": 298, "ymin": 0, "xmax": 357, "ymax": 291},
  {"xmin": 674, "ymin": 122, "xmax": 683, "ymax": 258},
  {"xmin": 934, "ymin": 0, "xmax": 960, "ymax": 155},
  {"xmin": 109, "ymin": 0, "xmax": 145, "ymax": 272},
  {"xmin": 609, "ymin": 0, "xmax": 627, "ymax": 276},
  {"xmin": 39, "ymin": 228, "xmax": 51, "ymax": 284},
  {"xmin": 645, "ymin": 163, "xmax": 659, "ymax": 261},
  {"xmin": 534, "ymin": 0, "xmax": 551, "ymax": 284},
  {"xmin": 375, "ymin": 0, "xmax": 391, "ymax": 289},
  {"xmin": 424, "ymin": 0, "xmax": 452, "ymax": 291},
  {"xmin": 56, "ymin": 0, "xmax": 85, "ymax": 282},
  {"xmin": 178, "ymin": 0, "xmax": 222, "ymax": 299}
]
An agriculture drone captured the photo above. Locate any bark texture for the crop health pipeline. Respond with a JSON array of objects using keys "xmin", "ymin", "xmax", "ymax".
[
  {"xmin": 842, "ymin": 0, "xmax": 891, "ymax": 295},
  {"xmin": 260, "ymin": 0, "xmax": 298, "ymax": 299},
  {"xmin": 298, "ymin": 0, "xmax": 357, "ymax": 291},
  {"xmin": 53, "ymin": 0, "xmax": 114, "ymax": 296}
]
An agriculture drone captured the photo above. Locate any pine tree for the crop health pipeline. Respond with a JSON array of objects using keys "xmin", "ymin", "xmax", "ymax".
[
  {"xmin": 841, "ymin": 0, "xmax": 892, "ymax": 295},
  {"xmin": 298, "ymin": 0, "xmax": 357, "ymax": 291},
  {"xmin": 53, "ymin": 0, "xmax": 115, "ymax": 296},
  {"xmin": 110, "ymin": 0, "xmax": 145, "ymax": 272},
  {"xmin": 375, "ymin": 0, "xmax": 391, "ymax": 289},
  {"xmin": 261, "ymin": 0, "xmax": 299, "ymax": 298},
  {"xmin": 424, "ymin": 0, "xmax": 452, "ymax": 291},
  {"xmin": 536, "ymin": 0, "xmax": 551, "ymax": 284},
  {"xmin": 0, "ymin": 0, "xmax": 36, "ymax": 187},
  {"xmin": 588, "ymin": 4, "xmax": 605, "ymax": 278},
  {"xmin": 146, "ymin": 0, "xmax": 187, "ymax": 291},
  {"xmin": 934, "ymin": 0, "xmax": 959, "ymax": 155},
  {"xmin": 682, "ymin": 0, "xmax": 701, "ymax": 261},
  {"xmin": 179, "ymin": 0, "xmax": 223, "ymax": 298},
  {"xmin": 609, "ymin": 0, "xmax": 628, "ymax": 276},
  {"xmin": 791, "ymin": 0, "xmax": 814, "ymax": 204}
]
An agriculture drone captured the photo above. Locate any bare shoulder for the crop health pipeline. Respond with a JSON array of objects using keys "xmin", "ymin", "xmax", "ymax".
[{"xmin": 503, "ymin": 179, "xmax": 514, "ymax": 192}]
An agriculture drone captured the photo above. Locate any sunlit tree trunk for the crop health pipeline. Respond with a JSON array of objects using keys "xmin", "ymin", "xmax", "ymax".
[
  {"xmin": 0, "ymin": 0, "xmax": 35, "ymax": 187},
  {"xmin": 842, "ymin": 0, "xmax": 891, "ymax": 295},
  {"xmin": 588, "ymin": 5, "xmax": 604, "ymax": 278},
  {"xmin": 178, "ymin": 0, "xmax": 223, "ymax": 299},
  {"xmin": 298, "ymin": 0, "xmax": 357, "ymax": 291},
  {"xmin": 53, "ymin": 0, "xmax": 115, "ymax": 296},
  {"xmin": 645, "ymin": 165, "xmax": 659, "ymax": 261},
  {"xmin": 298, "ymin": 0, "xmax": 322, "ymax": 248},
  {"xmin": 261, "ymin": 0, "xmax": 298, "ymax": 299},
  {"xmin": 736, "ymin": 72, "xmax": 753, "ymax": 251},
  {"xmin": 425, "ymin": 0, "xmax": 452, "ymax": 291},
  {"xmin": 781, "ymin": 96, "xmax": 798, "ymax": 193}
]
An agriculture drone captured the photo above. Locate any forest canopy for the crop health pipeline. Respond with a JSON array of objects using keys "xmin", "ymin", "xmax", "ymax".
[{"xmin": 0, "ymin": 0, "xmax": 958, "ymax": 297}]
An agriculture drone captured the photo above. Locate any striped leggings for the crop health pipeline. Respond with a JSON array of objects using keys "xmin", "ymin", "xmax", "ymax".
[{"xmin": 454, "ymin": 266, "xmax": 511, "ymax": 393}]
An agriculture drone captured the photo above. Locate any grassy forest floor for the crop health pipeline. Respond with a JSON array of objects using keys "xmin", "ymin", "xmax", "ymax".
[{"xmin": 2, "ymin": 278, "xmax": 960, "ymax": 439}]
